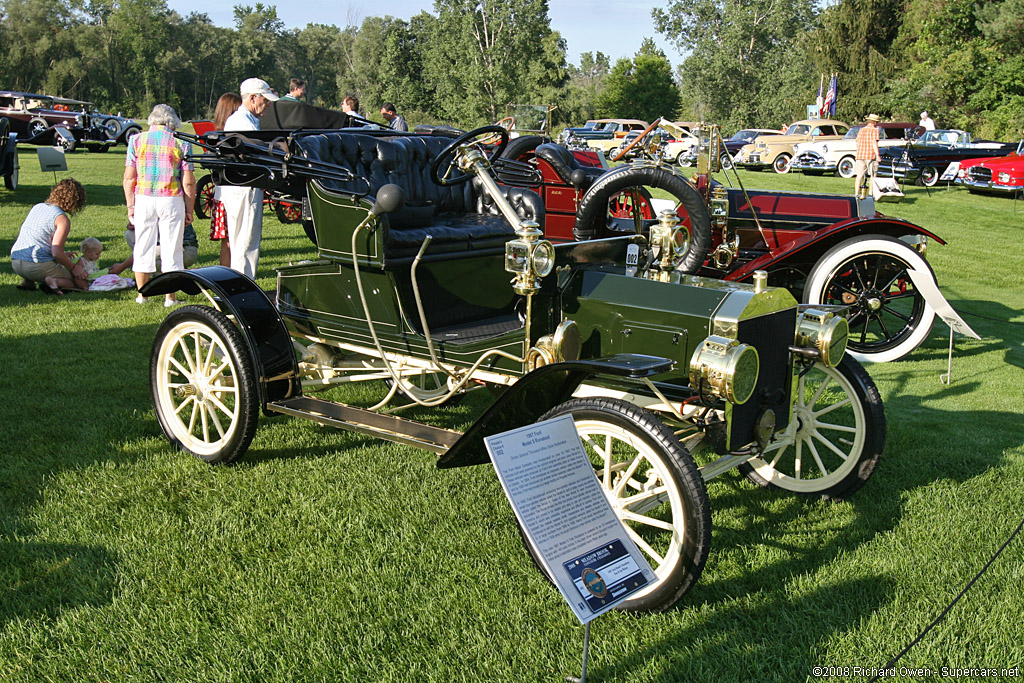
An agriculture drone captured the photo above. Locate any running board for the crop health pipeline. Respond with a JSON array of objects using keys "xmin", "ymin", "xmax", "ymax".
[{"xmin": 266, "ymin": 396, "xmax": 462, "ymax": 454}]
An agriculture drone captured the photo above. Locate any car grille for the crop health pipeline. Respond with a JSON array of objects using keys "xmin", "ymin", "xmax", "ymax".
[
  {"xmin": 730, "ymin": 308, "xmax": 796, "ymax": 447},
  {"xmin": 968, "ymin": 166, "xmax": 993, "ymax": 183}
]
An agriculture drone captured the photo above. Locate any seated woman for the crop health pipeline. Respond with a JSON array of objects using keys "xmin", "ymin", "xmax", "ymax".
[{"xmin": 10, "ymin": 178, "xmax": 88, "ymax": 294}]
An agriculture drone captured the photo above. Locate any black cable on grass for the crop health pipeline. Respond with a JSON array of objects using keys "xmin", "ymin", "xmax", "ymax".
[
  {"xmin": 868, "ymin": 514, "xmax": 1024, "ymax": 682},
  {"xmin": 957, "ymin": 309, "xmax": 1024, "ymax": 326}
]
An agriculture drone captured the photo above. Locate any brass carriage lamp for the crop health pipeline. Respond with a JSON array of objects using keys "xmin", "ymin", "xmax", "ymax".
[
  {"xmin": 504, "ymin": 220, "xmax": 554, "ymax": 295},
  {"xmin": 648, "ymin": 209, "xmax": 689, "ymax": 278}
]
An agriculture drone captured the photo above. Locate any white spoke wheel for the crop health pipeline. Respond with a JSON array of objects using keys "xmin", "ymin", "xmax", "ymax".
[
  {"xmin": 805, "ymin": 236, "xmax": 935, "ymax": 363},
  {"xmin": 739, "ymin": 356, "xmax": 885, "ymax": 500},
  {"xmin": 521, "ymin": 398, "xmax": 711, "ymax": 613},
  {"xmin": 151, "ymin": 306, "xmax": 259, "ymax": 464}
]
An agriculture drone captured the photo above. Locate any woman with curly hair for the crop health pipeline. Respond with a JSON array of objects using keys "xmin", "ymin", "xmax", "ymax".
[{"xmin": 10, "ymin": 178, "xmax": 89, "ymax": 294}]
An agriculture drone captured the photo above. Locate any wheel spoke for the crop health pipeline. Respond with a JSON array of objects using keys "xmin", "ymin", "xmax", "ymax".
[
  {"xmin": 807, "ymin": 373, "xmax": 831, "ymax": 408},
  {"xmin": 619, "ymin": 510, "xmax": 675, "ymax": 532},
  {"xmin": 207, "ymin": 394, "xmax": 236, "ymax": 425},
  {"xmin": 812, "ymin": 429, "xmax": 853, "ymax": 461},
  {"xmin": 813, "ymin": 396, "xmax": 852, "ymax": 417},
  {"xmin": 168, "ymin": 356, "xmax": 192, "ymax": 379},
  {"xmin": 813, "ymin": 420, "xmax": 857, "ymax": 433},
  {"xmin": 619, "ymin": 485, "xmax": 670, "ymax": 514},
  {"xmin": 173, "ymin": 395, "xmax": 195, "ymax": 416},
  {"xmin": 612, "ymin": 452, "xmax": 645, "ymax": 498},
  {"xmin": 794, "ymin": 437, "xmax": 803, "ymax": 479},
  {"xmin": 807, "ymin": 438, "xmax": 829, "ymax": 477},
  {"xmin": 622, "ymin": 523, "xmax": 665, "ymax": 567}
]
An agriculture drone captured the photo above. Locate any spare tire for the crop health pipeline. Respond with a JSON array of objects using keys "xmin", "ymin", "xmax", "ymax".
[
  {"xmin": 574, "ymin": 164, "xmax": 712, "ymax": 274},
  {"xmin": 501, "ymin": 135, "xmax": 546, "ymax": 163}
]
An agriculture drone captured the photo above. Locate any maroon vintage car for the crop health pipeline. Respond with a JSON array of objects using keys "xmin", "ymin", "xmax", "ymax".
[
  {"xmin": 0, "ymin": 90, "xmax": 112, "ymax": 152},
  {"xmin": 504, "ymin": 132, "xmax": 953, "ymax": 364}
]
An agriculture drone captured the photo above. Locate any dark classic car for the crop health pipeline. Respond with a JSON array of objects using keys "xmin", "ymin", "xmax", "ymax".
[
  {"xmin": 500, "ymin": 129, "xmax": 953, "ymax": 364},
  {"xmin": 955, "ymin": 140, "xmax": 1024, "ymax": 195},
  {"xmin": 878, "ymin": 129, "xmax": 1018, "ymax": 186},
  {"xmin": 0, "ymin": 91, "xmax": 114, "ymax": 152},
  {"xmin": 143, "ymin": 124, "xmax": 884, "ymax": 614},
  {"xmin": 558, "ymin": 118, "xmax": 650, "ymax": 150}
]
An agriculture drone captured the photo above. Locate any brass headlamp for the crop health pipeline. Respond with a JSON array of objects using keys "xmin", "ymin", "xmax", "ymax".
[
  {"xmin": 648, "ymin": 209, "xmax": 690, "ymax": 276},
  {"xmin": 689, "ymin": 335, "xmax": 760, "ymax": 405},
  {"xmin": 794, "ymin": 308, "xmax": 849, "ymax": 367},
  {"xmin": 504, "ymin": 220, "xmax": 554, "ymax": 295}
]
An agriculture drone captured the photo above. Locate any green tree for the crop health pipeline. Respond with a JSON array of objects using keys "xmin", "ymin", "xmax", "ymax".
[
  {"xmin": 561, "ymin": 51, "xmax": 609, "ymax": 126},
  {"xmin": 654, "ymin": 0, "xmax": 818, "ymax": 129},
  {"xmin": 596, "ymin": 39, "xmax": 680, "ymax": 122},
  {"xmin": 424, "ymin": 0, "xmax": 563, "ymax": 125}
]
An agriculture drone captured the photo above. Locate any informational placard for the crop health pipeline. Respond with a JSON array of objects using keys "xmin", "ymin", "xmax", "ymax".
[
  {"xmin": 37, "ymin": 146, "xmax": 67, "ymax": 173},
  {"xmin": 940, "ymin": 161, "xmax": 960, "ymax": 182},
  {"xmin": 485, "ymin": 414, "xmax": 656, "ymax": 624}
]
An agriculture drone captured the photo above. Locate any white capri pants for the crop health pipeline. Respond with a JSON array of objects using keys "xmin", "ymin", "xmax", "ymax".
[
  {"xmin": 133, "ymin": 194, "xmax": 185, "ymax": 274},
  {"xmin": 221, "ymin": 185, "xmax": 264, "ymax": 279}
]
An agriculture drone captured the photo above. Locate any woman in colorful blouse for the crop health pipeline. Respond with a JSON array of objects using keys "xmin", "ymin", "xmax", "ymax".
[{"xmin": 122, "ymin": 104, "xmax": 196, "ymax": 306}]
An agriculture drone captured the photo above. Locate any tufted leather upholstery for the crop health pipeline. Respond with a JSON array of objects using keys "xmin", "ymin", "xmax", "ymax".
[{"xmin": 295, "ymin": 133, "xmax": 543, "ymax": 260}]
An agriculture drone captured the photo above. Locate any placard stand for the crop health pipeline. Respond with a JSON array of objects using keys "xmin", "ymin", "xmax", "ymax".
[
  {"xmin": 566, "ymin": 621, "xmax": 592, "ymax": 683},
  {"xmin": 485, "ymin": 415, "xmax": 658, "ymax": 682},
  {"xmin": 37, "ymin": 146, "xmax": 67, "ymax": 185},
  {"xmin": 905, "ymin": 269, "xmax": 980, "ymax": 383}
]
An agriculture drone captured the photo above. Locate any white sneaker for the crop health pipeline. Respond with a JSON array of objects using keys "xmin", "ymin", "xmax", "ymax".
[
  {"xmin": 136, "ymin": 294, "xmax": 147, "ymax": 304},
  {"xmin": 164, "ymin": 299, "xmax": 182, "ymax": 308}
]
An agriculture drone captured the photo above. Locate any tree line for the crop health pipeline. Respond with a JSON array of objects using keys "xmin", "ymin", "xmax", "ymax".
[{"xmin": 0, "ymin": 0, "xmax": 1020, "ymax": 139}]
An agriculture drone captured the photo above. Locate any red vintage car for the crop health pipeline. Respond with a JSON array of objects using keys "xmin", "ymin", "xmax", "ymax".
[
  {"xmin": 956, "ymin": 140, "xmax": 1024, "ymax": 195},
  {"xmin": 505, "ymin": 130, "xmax": 954, "ymax": 364}
]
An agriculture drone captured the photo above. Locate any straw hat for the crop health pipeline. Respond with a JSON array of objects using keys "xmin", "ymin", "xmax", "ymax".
[{"xmin": 866, "ymin": 113, "xmax": 881, "ymax": 122}]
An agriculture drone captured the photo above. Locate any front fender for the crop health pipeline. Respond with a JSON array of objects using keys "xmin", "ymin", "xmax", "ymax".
[
  {"xmin": 726, "ymin": 216, "xmax": 947, "ymax": 283},
  {"xmin": 437, "ymin": 354, "xmax": 673, "ymax": 469},
  {"xmin": 141, "ymin": 266, "xmax": 300, "ymax": 410}
]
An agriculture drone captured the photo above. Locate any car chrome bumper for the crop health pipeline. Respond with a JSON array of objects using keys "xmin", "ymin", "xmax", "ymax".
[
  {"xmin": 791, "ymin": 155, "xmax": 834, "ymax": 173},
  {"xmin": 955, "ymin": 178, "xmax": 1024, "ymax": 193}
]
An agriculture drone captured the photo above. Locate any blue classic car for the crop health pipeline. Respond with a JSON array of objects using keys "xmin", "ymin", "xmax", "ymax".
[{"xmin": 878, "ymin": 129, "xmax": 1017, "ymax": 186}]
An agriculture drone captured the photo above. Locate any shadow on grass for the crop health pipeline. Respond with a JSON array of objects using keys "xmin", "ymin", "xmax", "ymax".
[
  {"xmin": 0, "ymin": 322, "xmax": 159, "ymax": 625},
  {"xmin": 589, "ymin": 576, "xmax": 889, "ymax": 681}
]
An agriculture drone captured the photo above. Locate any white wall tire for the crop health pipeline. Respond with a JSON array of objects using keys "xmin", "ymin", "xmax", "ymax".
[
  {"xmin": 837, "ymin": 156, "xmax": 855, "ymax": 178},
  {"xmin": 805, "ymin": 236, "xmax": 936, "ymax": 363}
]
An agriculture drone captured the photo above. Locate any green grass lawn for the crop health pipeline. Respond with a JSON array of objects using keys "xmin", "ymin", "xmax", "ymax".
[{"xmin": 1, "ymin": 148, "xmax": 1022, "ymax": 681}]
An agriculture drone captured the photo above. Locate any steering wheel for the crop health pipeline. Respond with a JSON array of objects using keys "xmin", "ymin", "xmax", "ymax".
[
  {"xmin": 430, "ymin": 125, "xmax": 510, "ymax": 186},
  {"xmin": 611, "ymin": 118, "xmax": 662, "ymax": 163}
]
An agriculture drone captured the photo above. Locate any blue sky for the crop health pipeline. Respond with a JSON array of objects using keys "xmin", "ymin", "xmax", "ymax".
[{"xmin": 173, "ymin": 1, "xmax": 681, "ymax": 68}]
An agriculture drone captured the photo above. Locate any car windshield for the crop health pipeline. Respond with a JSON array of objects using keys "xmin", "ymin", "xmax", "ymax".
[
  {"xmin": 600, "ymin": 123, "xmax": 618, "ymax": 131},
  {"xmin": 845, "ymin": 126, "xmax": 862, "ymax": 139},
  {"xmin": 788, "ymin": 124, "xmax": 811, "ymax": 135}
]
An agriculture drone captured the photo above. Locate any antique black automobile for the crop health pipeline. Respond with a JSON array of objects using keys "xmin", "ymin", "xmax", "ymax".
[{"xmin": 142, "ymin": 126, "xmax": 885, "ymax": 613}]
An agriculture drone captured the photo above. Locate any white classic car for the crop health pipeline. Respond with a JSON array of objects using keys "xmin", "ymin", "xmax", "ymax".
[{"xmin": 791, "ymin": 122, "xmax": 917, "ymax": 178}]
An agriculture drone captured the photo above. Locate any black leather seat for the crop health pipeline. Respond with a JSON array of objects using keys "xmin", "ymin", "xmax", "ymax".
[
  {"xmin": 534, "ymin": 142, "xmax": 606, "ymax": 189},
  {"xmin": 295, "ymin": 132, "xmax": 543, "ymax": 260}
]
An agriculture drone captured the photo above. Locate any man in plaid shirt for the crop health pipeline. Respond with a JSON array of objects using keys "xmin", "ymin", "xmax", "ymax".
[
  {"xmin": 123, "ymin": 104, "xmax": 196, "ymax": 306},
  {"xmin": 854, "ymin": 114, "xmax": 881, "ymax": 200}
]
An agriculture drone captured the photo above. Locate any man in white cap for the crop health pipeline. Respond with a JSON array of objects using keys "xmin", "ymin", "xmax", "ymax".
[
  {"xmin": 220, "ymin": 77, "xmax": 278, "ymax": 279},
  {"xmin": 919, "ymin": 111, "xmax": 936, "ymax": 131}
]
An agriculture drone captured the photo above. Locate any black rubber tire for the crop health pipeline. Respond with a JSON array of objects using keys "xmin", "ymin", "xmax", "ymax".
[
  {"xmin": 518, "ymin": 397, "xmax": 712, "ymax": 613},
  {"xmin": 150, "ymin": 306, "xmax": 260, "ymax": 465},
  {"xmin": 805, "ymin": 235, "xmax": 935, "ymax": 363},
  {"xmin": 121, "ymin": 126, "xmax": 141, "ymax": 144},
  {"xmin": 501, "ymin": 135, "xmax": 545, "ymax": 163},
  {"xmin": 3, "ymin": 162, "xmax": 17, "ymax": 190},
  {"xmin": 194, "ymin": 174, "xmax": 215, "ymax": 220},
  {"xmin": 574, "ymin": 164, "xmax": 712, "ymax": 274},
  {"xmin": 738, "ymin": 356, "xmax": 886, "ymax": 501},
  {"xmin": 58, "ymin": 136, "xmax": 77, "ymax": 153}
]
